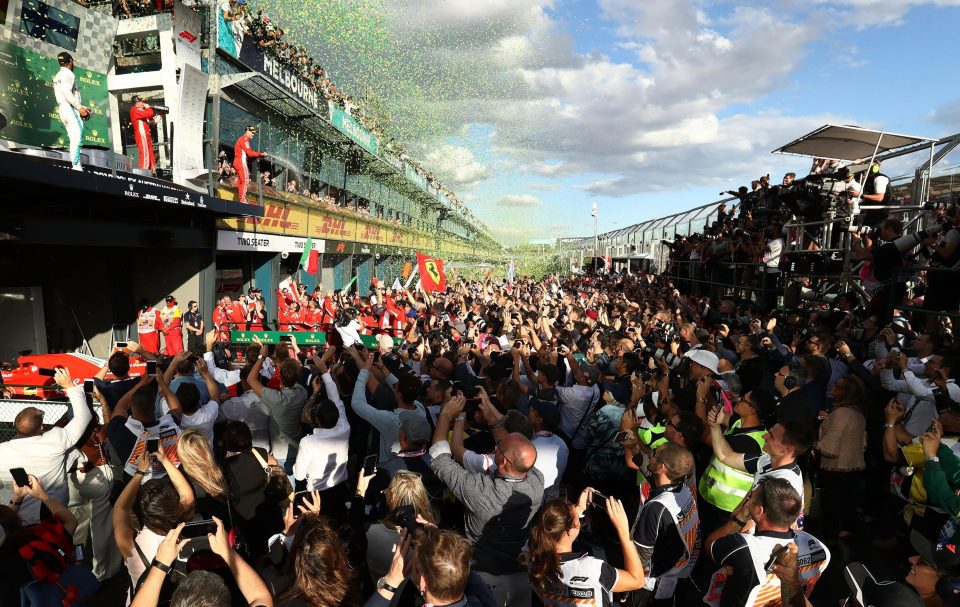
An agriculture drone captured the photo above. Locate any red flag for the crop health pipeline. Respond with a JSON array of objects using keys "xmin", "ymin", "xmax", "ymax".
[
  {"xmin": 306, "ymin": 249, "xmax": 319, "ymax": 274},
  {"xmin": 416, "ymin": 253, "xmax": 446, "ymax": 292}
]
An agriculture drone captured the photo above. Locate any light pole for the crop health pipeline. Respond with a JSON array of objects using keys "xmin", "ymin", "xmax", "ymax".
[{"xmin": 591, "ymin": 202, "xmax": 598, "ymax": 271}]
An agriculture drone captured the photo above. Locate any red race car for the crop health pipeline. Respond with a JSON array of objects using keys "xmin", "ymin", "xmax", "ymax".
[{"xmin": 1, "ymin": 352, "xmax": 148, "ymax": 400}]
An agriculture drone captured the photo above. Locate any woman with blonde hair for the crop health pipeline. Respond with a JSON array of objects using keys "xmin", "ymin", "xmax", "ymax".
[
  {"xmin": 176, "ymin": 428, "xmax": 230, "ymax": 522},
  {"xmin": 365, "ymin": 470, "xmax": 436, "ymax": 584},
  {"xmin": 524, "ymin": 490, "xmax": 645, "ymax": 605}
]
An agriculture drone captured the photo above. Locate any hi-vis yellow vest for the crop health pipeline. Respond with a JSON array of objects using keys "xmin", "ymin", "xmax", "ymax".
[{"xmin": 699, "ymin": 420, "xmax": 766, "ymax": 512}]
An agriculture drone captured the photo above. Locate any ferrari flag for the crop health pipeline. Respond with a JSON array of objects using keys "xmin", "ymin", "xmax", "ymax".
[
  {"xmin": 416, "ymin": 253, "xmax": 446, "ymax": 292},
  {"xmin": 298, "ymin": 237, "xmax": 319, "ymax": 274}
]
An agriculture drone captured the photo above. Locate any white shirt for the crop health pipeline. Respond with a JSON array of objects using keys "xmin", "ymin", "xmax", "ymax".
[
  {"xmin": 293, "ymin": 372, "xmax": 350, "ymax": 490},
  {"xmin": 556, "ymin": 384, "xmax": 601, "ymax": 450},
  {"xmin": 163, "ymin": 399, "xmax": 219, "ymax": 447},
  {"xmin": 461, "ymin": 431, "xmax": 568, "ymax": 501},
  {"xmin": 53, "ymin": 66, "xmax": 81, "ymax": 109},
  {"xmin": 220, "ymin": 390, "xmax": 271, "ymax": 451},
  {"xmin": 762, "ymin": 238, "xmax": 783, "ymax": 271},
  {"xmin": 0, "ymin": 387, "xmax": 91, "ymax": 523},
  {"xmin": 881, "ymin": 369, "xmax": 960, "ymax": 437}
]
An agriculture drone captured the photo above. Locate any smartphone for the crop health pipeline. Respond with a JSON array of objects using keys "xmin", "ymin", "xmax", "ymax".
[
  {"xmin": 146, "ymin": 360, "xmax": 158, "ymax": 375},
  {"xmin": 279, "ymin": 335, "xmax": 292, "ymax": 343},
  {"xmin": 362, "ymin": 453, "xmax": 378, "ymax": 476},
  {"xmin": 116, "ymin": 342, "xmax": 128, "ymax": 349},
  {"xmin": 10, "ymin": 467, "xmax": 29, "ymax": 488},
  {"xmin": 393, "ymin": 504, "xmax": 419, "ymax": 535},
  {"xmin": 291, "ymin": 490, "xmax": 313, "ymax": 515},
  {"xmin": 146, "ymin": 439, "xmax": 159, "ymax": 453},
  {"xmin": 614, "ymin": 430, "xmax": 630, "ymax": 443},
  {"xmin": 180, "ymin": 520, "xmax": 217, "ymax": 539},
  {"xmin": 37, "ymin": 368, "xmax": 56, "ymax": 377},
  {"xmin": 764, "ymin": 544, "xmax": 790, "ymax": 573},
  {"xmin": 83, "ymin": 379, "xmax": 95, "ymax": 393},
  {"xmin": 513, "ymin": 340, "xmax": 523, "ymax": 349},
  {"xmin": 589, "ymin": 490, "xmax": 608, "ymax": 510},
  {"xmin": 74, "ymin": 545, "xmax": 84, "ymax": 561},
  {"xmin": 373, "ymin": 351, "xmax": 381, "ymax": 363}
]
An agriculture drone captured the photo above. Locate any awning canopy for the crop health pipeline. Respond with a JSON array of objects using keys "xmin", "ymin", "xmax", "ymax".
[{"xmin": 773, "ymin": 124, "xmax": 936, "ymax": 162}]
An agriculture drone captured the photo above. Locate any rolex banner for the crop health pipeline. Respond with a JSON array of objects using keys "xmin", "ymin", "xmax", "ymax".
[
  {"xmin": 0, "ymin": 41, "xmax": 110, "ymax": 149},
  {"xmin": 416, "ymin": 253, "xmax": 446, "ymax": 293}
]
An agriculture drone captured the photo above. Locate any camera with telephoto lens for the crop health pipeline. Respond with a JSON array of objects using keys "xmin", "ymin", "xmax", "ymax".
[{"xmin": 642, "ymin": 346, "xmax": 682, "ymax": 368}]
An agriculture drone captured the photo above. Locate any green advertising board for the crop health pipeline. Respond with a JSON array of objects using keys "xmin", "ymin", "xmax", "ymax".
[
  {"xmin": 329, "ymin": 104, "xmax": 379, "ymax": 157},
  {"xmin": 0, "ymin": 41, "xmax": 110, "ymax": 149},
  {"xmin": 229, "ymin": 331, "xmax": 402, "ymax": 349}
]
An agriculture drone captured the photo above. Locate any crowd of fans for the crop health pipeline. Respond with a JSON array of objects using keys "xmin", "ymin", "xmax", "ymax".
[
  {"xmin": 215, "ymin": 1, "xmax": 487, "ymax": 232},
  {"xmin": 666, "ymin": 160, "xmax": 959, "ymax": 335},
  {"xmin": 4, "ymin": 250, "xmax": 960, "ymax": 607}
]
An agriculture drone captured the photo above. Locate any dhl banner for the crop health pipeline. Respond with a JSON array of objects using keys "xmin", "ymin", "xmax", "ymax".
[{"xmin": 215, "ymin": 190, "xmax": 479, "ymax": 255}]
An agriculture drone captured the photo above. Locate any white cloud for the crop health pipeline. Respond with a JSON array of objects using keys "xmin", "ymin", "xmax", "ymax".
[
  {"xmin": 497, "ymin": 194, "xmax": 542, "ymax": 207},
  {"xmin": 420, "ymin": 145, "xmax": 492, "ymax": 190}
]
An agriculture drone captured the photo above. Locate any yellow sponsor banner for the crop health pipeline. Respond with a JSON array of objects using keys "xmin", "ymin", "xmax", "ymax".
[{"xmin": 307, "ymin": 207, "xmax": 357, "ymax": 241}]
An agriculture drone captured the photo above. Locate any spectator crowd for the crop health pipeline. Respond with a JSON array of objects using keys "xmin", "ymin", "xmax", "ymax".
[{"xmin": 3, "ymin": 246, "xmax": 960, "ymax": 607}]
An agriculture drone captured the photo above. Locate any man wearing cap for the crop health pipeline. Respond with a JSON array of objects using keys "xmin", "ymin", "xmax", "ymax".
[
  {"xmin": 159, "ymin": 295, "xmax": 184, "ymax": 356},
  {"xmin": 844, "ymin": 561, "xmax": 925, "ymax": 607},
  {"xmin": 129, "ymin": 95, "xmax": 156, "ymax": 173},
  {"xmin": 52, "ymin": 52, "xmax": 90, "ymax": 171},
  {"xmin": 234, "ymin": 125, "xmax": 267, "ymax": 204},
  {"xmin": 528, "ymin": 398, "xmax": 568, "ymax": 500},
  {"xmin": 704, "ymin": 477, "xmax": 829, "ymax": 607},
  {"xmin": 698, "ymin": 389, "xmax": 772, "ymax": 535}
]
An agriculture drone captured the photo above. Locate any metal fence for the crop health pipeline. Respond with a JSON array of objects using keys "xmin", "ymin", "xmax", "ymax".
[{"xmin": 0, "ymin": 397, "xmax": 104, "ymax": 442}]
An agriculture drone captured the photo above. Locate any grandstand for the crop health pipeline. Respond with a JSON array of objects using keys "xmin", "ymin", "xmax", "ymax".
[{"xmin": 0, "ymin": 0, "xmax": 502, "ymax": 357}]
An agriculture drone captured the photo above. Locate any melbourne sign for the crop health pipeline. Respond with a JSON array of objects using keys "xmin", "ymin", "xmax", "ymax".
[{"xmin": 0, "ymin": 41, "xmax": 110, "ymax": 149}]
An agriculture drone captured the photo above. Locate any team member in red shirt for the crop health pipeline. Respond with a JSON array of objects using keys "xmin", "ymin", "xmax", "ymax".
[
  {"xmin": 302, "ymin": 299, "xmax": 322, "ymax": 331},
  {"xmin": 279, "ymin": 302, "xmax": 302, "ymax": 332},
  {"xmin": 158, "ymin": 295, "xmax": 184, "ymax": 355},
  {"xmin": 136, "ymin": 301, "xmax": 161, "ymax": 354},
  {"xmin": 129, "ymin": 95, "xmax": 156, "ymax": 173},
  {"xmin": 227, "ymin": 295, "xmax": 248, "ymax": 331},
  {"xmin": 212, "ymin": 296, "xmax": 231, "ymax": 342},
  {"xmin": 233, "ymin": 125, "xmax": 266, "ymax": 204}
]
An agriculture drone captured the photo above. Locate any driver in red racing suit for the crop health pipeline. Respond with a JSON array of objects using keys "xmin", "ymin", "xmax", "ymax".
[
  {"xmin": 234, "ymin": 125, "xmax": 266, "ymax": 204},
  {"xmin": 130, "ymin": 95, "xmax": 156, "ymax": 172}
]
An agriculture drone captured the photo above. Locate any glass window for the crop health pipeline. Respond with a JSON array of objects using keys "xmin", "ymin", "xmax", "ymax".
[{"xmin": 19, "ymin": 0, "xmax": 79, "ymax": 51}]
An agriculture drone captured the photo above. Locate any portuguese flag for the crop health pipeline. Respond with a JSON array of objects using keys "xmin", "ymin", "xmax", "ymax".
[{"xmin": 299, "ymin": 237, "xmax": 319, "ymax": 274}]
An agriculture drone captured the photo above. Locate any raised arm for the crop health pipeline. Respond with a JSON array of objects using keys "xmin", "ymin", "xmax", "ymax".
[
  {"xmin": 707, "ymin": 409, "xmax": 746, "ymax": 471},
  {"xmin": 157, "ymin": 446, "xmax": 196, "ymax": 520},
  {"xmin": 53, "ymin": 369, "xmax": 93, "ymax": 447},
  {"xmin": 246, "ymin": 336, "xmax": 268, "ymax": 398},
  {"xmin": 113, "ymin": 451, "xmax": 151, "ymax": 558}
]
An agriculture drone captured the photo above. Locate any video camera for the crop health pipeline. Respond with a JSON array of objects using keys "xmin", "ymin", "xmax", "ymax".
[{"xmin": 779, "ymin": 174, "xmax": 854, "ymax": 223}]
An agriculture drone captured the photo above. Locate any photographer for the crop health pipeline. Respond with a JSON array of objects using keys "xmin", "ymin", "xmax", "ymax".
[
  {"xmin": 922, "ymin": 204, "xmax": 960, "ymax": 334},
  {"xmin": 859, "ymin": 164, "xmax": 892, "ymax": 227},
  {"xmin": 854, "ymin": 217, "xmax": 941, "ymax": 317}
]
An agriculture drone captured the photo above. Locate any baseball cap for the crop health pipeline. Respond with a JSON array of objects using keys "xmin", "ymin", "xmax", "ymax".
[
  {"xmin": 586, "ymin": 309, "xmax": 598, "ymax": 320},
  {"xmin": 686, "ymin": 349, "xmax": 720, "ymax": 375},
  {"xmin": 246, "ymin": 124, "xmax": 257, "ymax": 133},
  {"xmin": 530, "ymin": 398, "xmax": 561, "ymax": 431},
  {"xmin": 132, "ymin": 94, "xmax": 143, "ymax": 102},
  {"xmin": 844, "ymin": 562, "xmax": 923, "ymax": 607},
  {"xmin": 164, "ymin": 295, "xmax": 175, "ymax": 303},
  {"xmin": 398, "ymin": 410, "xmax": 431, "ymax": 447},
  {"xmin": 911, "ymin": 530, "xmax": 960, "ymax": 576},
  {"xmin": 56, "ymin": 52, "xmax": 73, "ymax": 65}
]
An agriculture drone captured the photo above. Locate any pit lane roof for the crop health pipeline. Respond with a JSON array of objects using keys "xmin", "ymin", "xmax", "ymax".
[{"xmin": 773, "ymin": 124, "xmax": 936, "ymax": 162}]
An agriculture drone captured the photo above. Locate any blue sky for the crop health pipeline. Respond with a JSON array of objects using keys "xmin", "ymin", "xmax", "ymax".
[{"xmin": 301, "ymin": 1, "xmax": 960, "ymax": 244}]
